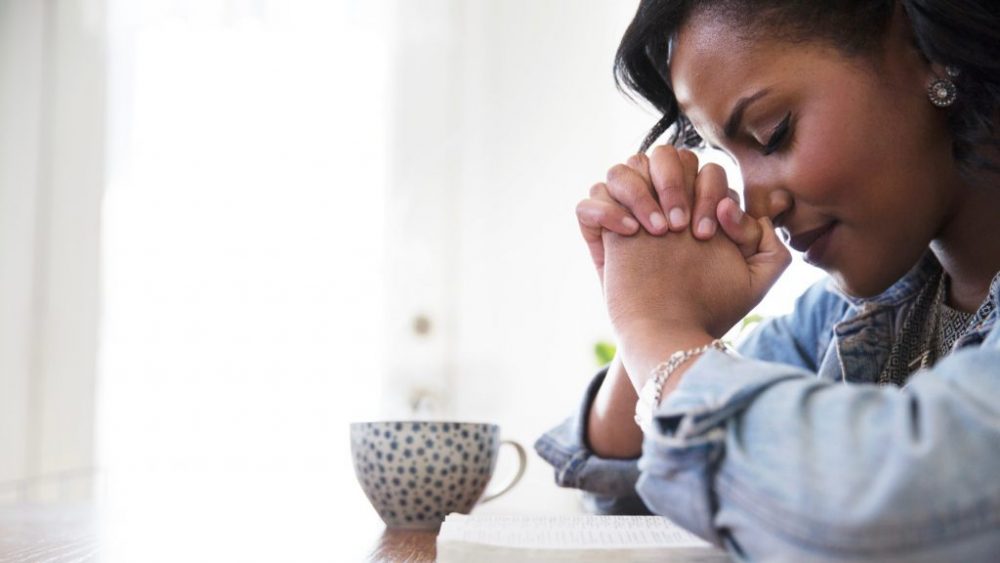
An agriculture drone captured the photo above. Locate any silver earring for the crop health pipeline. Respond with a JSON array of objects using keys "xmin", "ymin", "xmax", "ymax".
[
  {"xmin": 928, "ymin": 65, "xmax": 960, "ymax": 108},
  {"xmin": 928, "ymin": 77, "xmax": 957, "ymax": 107}
]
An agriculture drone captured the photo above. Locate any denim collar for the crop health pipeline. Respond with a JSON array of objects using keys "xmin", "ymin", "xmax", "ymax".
[{"xmin": 822, "ymin": 250, "xmax": 1000, "ymax": 383}]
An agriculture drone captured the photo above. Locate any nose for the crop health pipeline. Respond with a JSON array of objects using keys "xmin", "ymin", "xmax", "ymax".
[{"xmin": 742, "ymin": 172, "xmax": 793, "ymax": 227}]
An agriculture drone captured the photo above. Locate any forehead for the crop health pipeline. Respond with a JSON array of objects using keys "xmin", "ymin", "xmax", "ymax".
[
  {"xmin": 668, "ymin": 15, "xmax": 832, "ymax": 136},
  {"xmin": 669, "ymin": 16, "xmax": 750, "ymax": 100}
]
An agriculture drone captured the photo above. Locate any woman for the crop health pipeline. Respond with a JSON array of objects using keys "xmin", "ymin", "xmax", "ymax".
[{"xmin": 536, "ymin": 0, "xmax": 1000, "ymax": 560}]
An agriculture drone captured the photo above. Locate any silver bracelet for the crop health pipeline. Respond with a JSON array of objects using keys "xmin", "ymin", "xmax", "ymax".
[{"xmin": 634, "ymin": 339, "xmax": 728, "ymax": 430}]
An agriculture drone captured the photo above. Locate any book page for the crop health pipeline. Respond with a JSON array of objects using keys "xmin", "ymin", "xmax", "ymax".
[{"xmin": 437, "ymin": 514, "xmax": 712, "ymax": 550}]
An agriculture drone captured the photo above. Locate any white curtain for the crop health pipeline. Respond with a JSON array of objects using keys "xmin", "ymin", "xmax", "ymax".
[
  {"xmin": 0, "ymin": 0, "xmax": 106, "ymax": 503},
  {"xmin": 96, "ymin": 0, "xmax": 391, "ymax": 555}
]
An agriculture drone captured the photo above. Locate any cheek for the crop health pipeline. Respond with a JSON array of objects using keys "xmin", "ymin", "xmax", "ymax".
[
  {"xmin": 785, "ymin": 125, "xmax": 875, "ymax": 210},
  {"xmin": 784, "ymin": 84, "xmax": 905, "ymax": 211}
]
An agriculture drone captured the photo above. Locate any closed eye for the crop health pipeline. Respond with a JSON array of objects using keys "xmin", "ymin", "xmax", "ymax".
[{"xmin": 762, "ymin": 112, "xmax": 792, "ymax": 155}]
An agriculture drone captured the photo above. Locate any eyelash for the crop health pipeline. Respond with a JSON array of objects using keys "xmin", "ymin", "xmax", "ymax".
[{"xmin": 761, "ymin": 112, "xmax": 792, "ymax": 155}]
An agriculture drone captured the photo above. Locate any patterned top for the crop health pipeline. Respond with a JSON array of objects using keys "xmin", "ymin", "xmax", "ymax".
[{"xmin": 878, "ymin": 270, "xmax": 994, "ymax": 386}]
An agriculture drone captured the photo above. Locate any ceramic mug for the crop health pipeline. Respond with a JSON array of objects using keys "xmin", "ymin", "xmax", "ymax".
[{"xmin": 350, "ymin": 420, "xmax": 526, "ymax": 529}]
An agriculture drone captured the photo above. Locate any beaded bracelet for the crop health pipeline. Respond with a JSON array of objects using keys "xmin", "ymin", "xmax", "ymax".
[{"xmin": 633, "ymin": 339, "xmax": 728, "ymax": 431}]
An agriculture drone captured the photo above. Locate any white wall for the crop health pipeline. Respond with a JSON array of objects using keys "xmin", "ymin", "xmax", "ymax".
[
  {"xmin": 385, "ymin": 0, "xmax": 652, "ymax": 427},
  {"xmin": 0, "ymin": 0, "xmax": 105, "ymax": 501},
  {"xmin": 383, "ymin": 0, "xmax": 468, "ymax": 416},
  {"xmin": 0, "ymin": 0, "xmax": 45, "ymax": 493},
  {"xmin": 381, "ymin": 1, "xmax": 655, "ymax": 511},
  {"xmin": 449, "ymin": 1, "xmax": 653, "ymax": 433}
]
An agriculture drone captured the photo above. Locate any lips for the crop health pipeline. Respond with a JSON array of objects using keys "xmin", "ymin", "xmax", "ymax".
[{"xmin": 788, "ymin": 222, "xmax": 837, "ymax": 254}]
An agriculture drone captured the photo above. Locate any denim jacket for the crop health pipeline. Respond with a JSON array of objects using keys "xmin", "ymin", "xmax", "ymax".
[{"xmin": 535, "ymin": 252, "xmax": 1000, "ymax": 561}]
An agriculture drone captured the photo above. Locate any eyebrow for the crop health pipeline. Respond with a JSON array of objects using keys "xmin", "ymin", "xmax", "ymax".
[{"xmin": 723, "ymin": 89, "xmax": 771, "ymax": 140}]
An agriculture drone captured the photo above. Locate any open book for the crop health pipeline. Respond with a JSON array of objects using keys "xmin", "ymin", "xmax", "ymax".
[{"xmin": 436, "ymin": 514, "xmax": 728, "ymax": 562}]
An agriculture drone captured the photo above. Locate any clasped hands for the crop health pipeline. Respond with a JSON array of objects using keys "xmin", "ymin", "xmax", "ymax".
[{"xmin": 578, "ymin": 146, "xmax": 791, "ymax": 348}]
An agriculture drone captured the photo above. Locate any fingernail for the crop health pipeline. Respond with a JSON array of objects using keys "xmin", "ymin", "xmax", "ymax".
[
  {"xmin": 697, "ymin": 218, "xmax": 715, "ymax": 237},
  {"xmin": 728, "ymin": 204, "xmax": 743, "ymax": 223},
  {"xmin": 650, "ymin": 212, "xmax": 667, "ymax": 231},
  {"xmin": 622, "ymin": 216, "xmax": 640, "ymax": 231},
  {"xmin": 669, "ymin": 207, "xmax": 687, "ymax": 229}
]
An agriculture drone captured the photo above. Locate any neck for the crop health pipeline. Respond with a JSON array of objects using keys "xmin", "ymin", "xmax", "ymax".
[{"xmin": 931, "ymin": 164, "xmax": 1000, "ymax": 313}]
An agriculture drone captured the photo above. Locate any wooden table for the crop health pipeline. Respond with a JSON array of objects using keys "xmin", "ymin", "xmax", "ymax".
[
  {"xmin": 0, "ymin": 462, "xmax": 724, "ymax": 561},
  {"xmin": 0, "ymin": 504, "xmax": 733, "ymax": 562},
  {"xmin": 368, "ymin": 528, "xmax": 439, "ymax": 562},
  {"xmin": 0, "ymin": 506, "xmax": 438, "ymax": 562},
  {"xmin": 0, "ymin": 461, "xmax": 587, "ymax": 562}
]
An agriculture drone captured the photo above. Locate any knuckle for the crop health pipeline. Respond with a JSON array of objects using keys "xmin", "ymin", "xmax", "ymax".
[
  {"xmin": 659, "ymin": 181, "xmax": 688, "ymax": 203},
  {"xmin": 580, "ymin": 219, "xmax": 596, "ymax": 232},
  {"xmin": 693, "ymin": 194, "xmax": 717, "ymax": 215},
  {"xmin": 650, "ymin": 144, "xmax": 678, "ymax": 162},
  {"xmin": 606, "ymin": 163, "xmax": 631, "ymax": 183},
  {"xmin": 626, "ymin": 152, "xmax": 649, "ymax": 170},
  {"xmin": 696, "ymin": 164, "xmax": 728, "ymax": 193},
  {"xmin": 700, "ymin": 162, "xmax": 727, "ymax": 179},
  {"xmin": 608, "ymin": 175, "xmax": 651, "ymax": 208},
  {"xmin": 659, "ymin": 186, "xmax": 684, "ymax": 205},
  {"xmin": 576, "ymin": 201, "xmax": 605, "ymax": 224},
  {"xmin": 678, "ymin": 148, "xmax": 700, "ymax": 168},
  {"xmin": 649, "ymin": 145, "xmax": 687, "ymax": 199}
]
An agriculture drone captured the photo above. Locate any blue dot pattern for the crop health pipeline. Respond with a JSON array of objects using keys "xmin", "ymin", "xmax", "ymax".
[{"xmin": 351, "ymin": 421, "xmax": 500, "ymax": 529}]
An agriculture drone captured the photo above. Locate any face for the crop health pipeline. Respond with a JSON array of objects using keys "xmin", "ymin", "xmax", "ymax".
[{"xmin": 669, "ymin": 9, "xmax": 961, "ymax": 297}]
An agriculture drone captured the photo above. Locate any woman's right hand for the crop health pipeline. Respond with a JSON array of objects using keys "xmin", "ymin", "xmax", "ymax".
[{"xmin": 576, "ymin": 146, "xmax": 746, "ymax": 282}]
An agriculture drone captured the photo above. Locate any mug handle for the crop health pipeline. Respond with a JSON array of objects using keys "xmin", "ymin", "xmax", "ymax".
[{"xmin": 477, "ymin": 440, "xmax": 527, "ymax": 504}]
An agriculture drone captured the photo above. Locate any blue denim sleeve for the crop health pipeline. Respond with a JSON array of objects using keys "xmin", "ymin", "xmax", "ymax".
[
  {"xmin": 533, "ymin": 368, "xmax": 651, "ymax": 515},
  {"xmin": 639, "ymin": 337, "xmax": 1000, "ymax": 560},
  {"xmin": 736, "ymin": 278, "xmax": 848, "ymax": 370}
]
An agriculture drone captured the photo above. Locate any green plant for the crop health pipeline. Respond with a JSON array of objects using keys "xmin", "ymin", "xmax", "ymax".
[
  {"xmin": 594, "ymin": 341, "xmax": 617, "ymax": 366},
  {"xmin": 739, "ymin": 314, "xmax": 764, "ymax": 336}
]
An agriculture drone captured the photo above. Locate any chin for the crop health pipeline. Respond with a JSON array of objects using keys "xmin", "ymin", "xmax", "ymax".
[
  {"xmin": 827, "ymin": 238, "xmax": 933, "ymax": 299},
  {"xmin": 830, "ymin": 270, "xmax": 900, "ymax": 300}
]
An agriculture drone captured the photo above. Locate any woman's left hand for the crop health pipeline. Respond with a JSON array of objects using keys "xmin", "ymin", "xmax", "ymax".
[{"xmin": 601, "ymin": 154, "xmax": 791, "ymax": 341}]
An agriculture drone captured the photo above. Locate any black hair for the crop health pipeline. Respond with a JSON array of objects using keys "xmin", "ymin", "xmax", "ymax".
[{"xmin": 614, "ymin": 0, "xmax": 1000, "ymax": 172}]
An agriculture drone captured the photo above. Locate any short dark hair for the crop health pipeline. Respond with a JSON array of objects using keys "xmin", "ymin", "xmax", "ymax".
[{"xmin": 614, "ymin": 0, "xmax": 1000, "ymax": 172}]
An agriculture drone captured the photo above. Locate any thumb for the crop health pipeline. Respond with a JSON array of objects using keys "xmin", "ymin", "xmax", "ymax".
[
  {"xmin": 746, "ymin": 216, "xmax": 792, "ymax": 299},
  {"xmin": 716, "ymin": 198, "xmax": 761, "ymax": 258}
]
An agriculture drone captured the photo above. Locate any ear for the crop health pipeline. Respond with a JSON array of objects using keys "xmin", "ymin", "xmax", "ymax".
[{"xmin": 881, "ymin": 1, "xmax": 939, "ymax": 90}]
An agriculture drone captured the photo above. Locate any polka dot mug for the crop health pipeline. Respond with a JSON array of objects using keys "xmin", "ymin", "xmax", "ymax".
[{"xmin": 350, "ymin": 421, "xmax": 526, "ymax": 529}]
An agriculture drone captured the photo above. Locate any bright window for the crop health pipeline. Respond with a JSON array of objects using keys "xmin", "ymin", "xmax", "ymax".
[{"xmin": 99, "ymin": 1, "xmax": 389, "ymax": 554}]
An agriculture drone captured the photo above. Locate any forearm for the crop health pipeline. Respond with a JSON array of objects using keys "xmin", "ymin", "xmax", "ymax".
[
  {"xmin": 586, "ymin": 355, "xmax": 643, "ymax": 458},
  {"xmin": 587, "ymin": 326, "xmax": 717, "ymax": 458}
]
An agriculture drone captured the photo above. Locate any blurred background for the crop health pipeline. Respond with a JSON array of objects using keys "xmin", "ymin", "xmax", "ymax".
[{"xmin": 0, "ymin": 0, "xmax": 823, "ymax": 557}]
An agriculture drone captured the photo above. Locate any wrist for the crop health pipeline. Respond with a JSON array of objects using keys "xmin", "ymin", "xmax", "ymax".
[
  {"xmin": 616, "ymin": 323, "xmax": 714, "ymax": 390},
  {"xmin": 616, "ymin": 317, "xmax": 711, "ymax": 346},
  {"xmin": 632, "ymin": 338, "xmax": 729, "ymax": 432}
]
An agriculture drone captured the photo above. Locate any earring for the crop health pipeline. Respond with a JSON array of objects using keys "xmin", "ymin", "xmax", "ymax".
[
  {"xmin": 928, "ymin": 65, "xmax": 960, "ymax": 108},
  {"xmin": 928, "ymin": 78, "xmax": 957, "ymax": 107}
]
